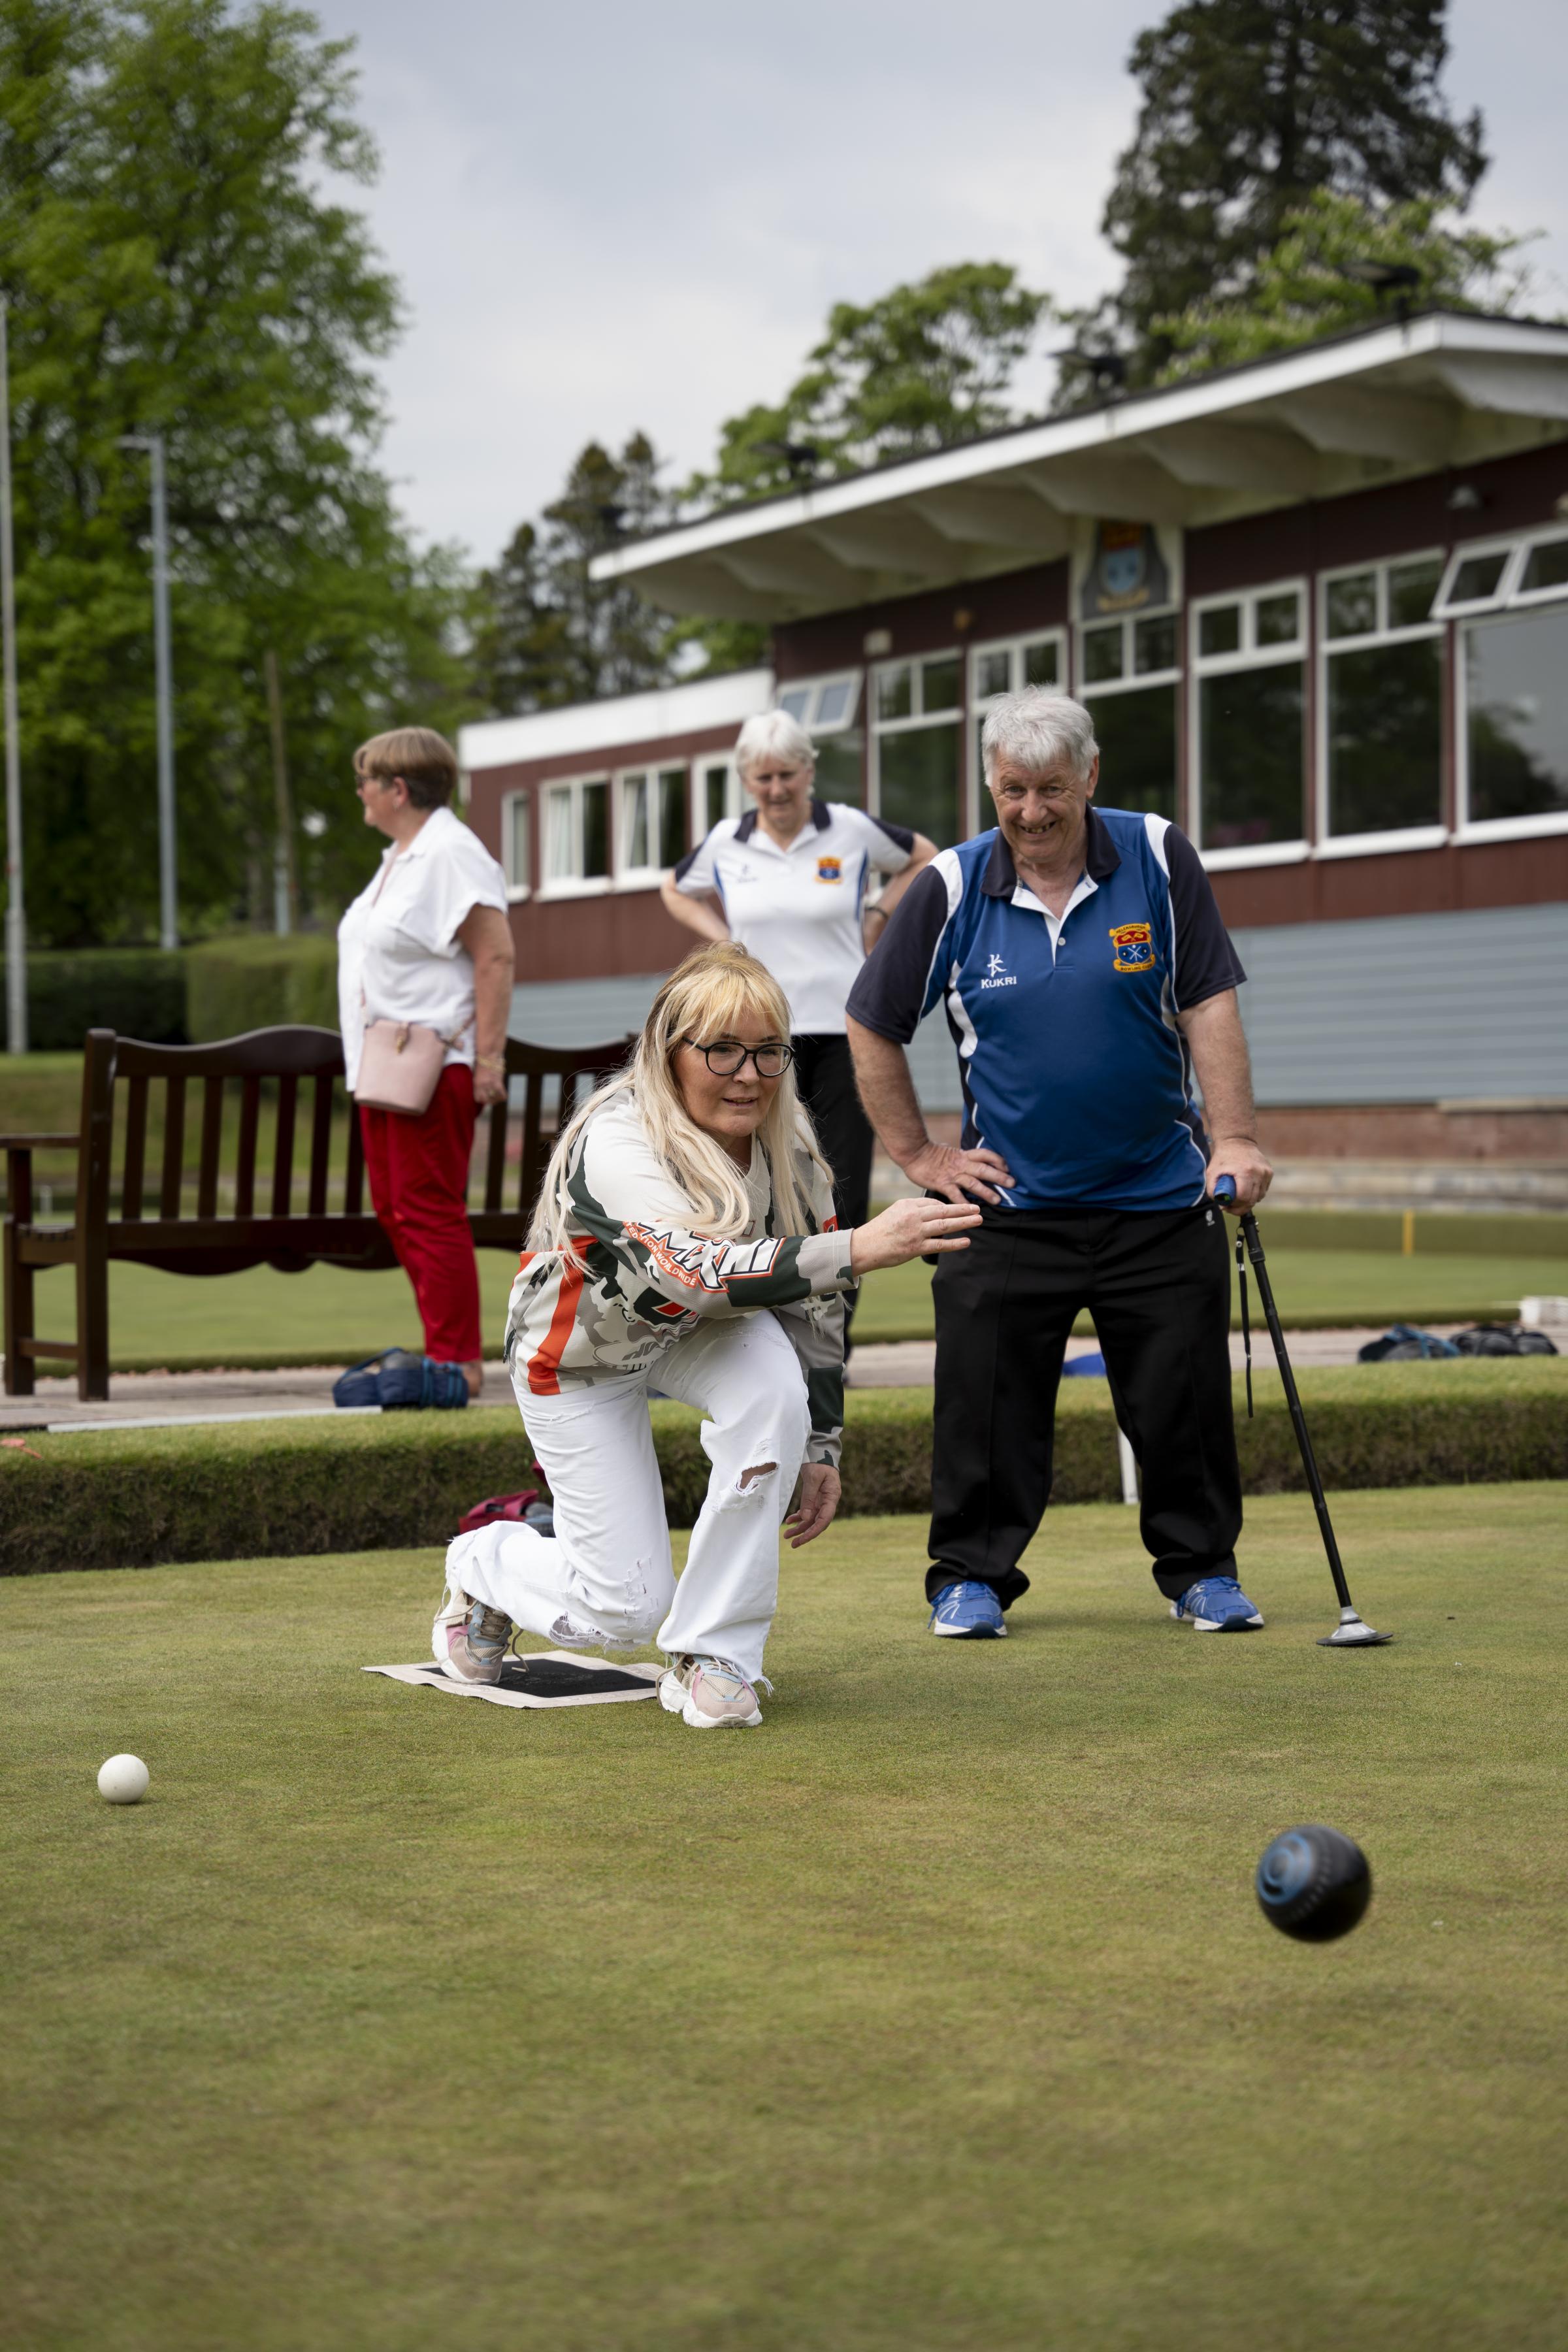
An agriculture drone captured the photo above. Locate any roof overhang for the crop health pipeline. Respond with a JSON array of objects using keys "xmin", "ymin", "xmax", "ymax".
[{"xmin": 590, "ymin": 314, "xmax": 1568, "ymax": 623}]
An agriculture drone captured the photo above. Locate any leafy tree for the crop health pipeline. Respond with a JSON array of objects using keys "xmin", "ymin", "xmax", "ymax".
[
  {"xmin": 1062, "ymin": 0, "xmax": 1488, "ymax": 394},
  {"xmin": 1155, "ymin": 189, "xmax": 1535, "ymax": 378},
  {"xmin": 0, "ymin": 0, "xmax": 470, "ymax": 947},
  {"xmin": 470, "ymin": 433, "xmax": 683, "ymax": 715},
  {"xmin": 700, "ymin": 262, "xmax": 1053, "ymax": 502}
]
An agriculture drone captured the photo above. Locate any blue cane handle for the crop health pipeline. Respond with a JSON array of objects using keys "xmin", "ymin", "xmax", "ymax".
[{"xmin": 1212, "ymin": 1174, "xmax": 1237, "ymax": 1206}]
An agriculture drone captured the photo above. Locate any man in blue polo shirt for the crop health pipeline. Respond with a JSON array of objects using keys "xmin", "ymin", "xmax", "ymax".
[{"xmin": 845, "ymin": 687, "xmax": 1273, "ymax": 1638}]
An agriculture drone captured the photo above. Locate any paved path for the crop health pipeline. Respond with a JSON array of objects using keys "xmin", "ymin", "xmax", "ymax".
[{"xmin": 5, "ymin": 1321, "xmax": 1539, "ymax": 1433}]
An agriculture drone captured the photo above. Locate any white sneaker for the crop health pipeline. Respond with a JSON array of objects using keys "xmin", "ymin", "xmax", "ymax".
[
  {"xmin": 659, "ymin": 1654, "xmax": 764, "ymax": 1729},
  {"xmin": 432, "ymin": 1587, "xmax": 513, "ymax": 1684}
]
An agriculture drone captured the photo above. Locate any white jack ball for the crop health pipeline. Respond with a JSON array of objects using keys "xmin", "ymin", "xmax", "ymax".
[{"xmin": 97, "ymin": 1754, "xmax": 150, "ymax": 1805}]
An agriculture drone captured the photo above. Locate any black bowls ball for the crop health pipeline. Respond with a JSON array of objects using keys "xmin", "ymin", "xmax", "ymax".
[{"xmin": 1255, "ymin": 1825, "xmax": 1371, "ymax": 1942}]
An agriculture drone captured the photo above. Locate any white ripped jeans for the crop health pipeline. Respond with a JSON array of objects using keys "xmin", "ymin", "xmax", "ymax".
[{"xmin": 444, "ymin": 1312, "xmax": 812, "ymax": 1686}]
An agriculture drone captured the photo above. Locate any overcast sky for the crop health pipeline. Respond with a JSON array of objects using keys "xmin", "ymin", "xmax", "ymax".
[{"xmin": 307, "ymin": 0, "xmax": 1568, "ymax": 570}]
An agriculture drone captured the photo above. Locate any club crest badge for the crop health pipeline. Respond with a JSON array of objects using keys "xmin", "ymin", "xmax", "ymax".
[
  {"xmin": 816, "ymin": 856, "xmax": 842, "ymax": 883},
  {"xmin": 1109, "ymin": 921, "xmax": 1155, "ymax": 972}
]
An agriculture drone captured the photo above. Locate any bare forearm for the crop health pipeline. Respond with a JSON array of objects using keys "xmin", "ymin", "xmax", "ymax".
[
  {"xmin": 1179, "ymin": 990, "xmax": 1255, "ymax": 1140},
  {"xmin": 845, "ymin": 1019, "xmax": 928, "ymax": 1163},
  {"xmin": 473, "ymin": 953, "xmax": 514, "ymax": 1063},
  {"xmin": 660, "ymin": 878, "xmax": 729, "ymax": 943}
]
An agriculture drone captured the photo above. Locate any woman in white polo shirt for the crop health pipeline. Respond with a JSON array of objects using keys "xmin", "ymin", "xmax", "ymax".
[
  {"xmin": 661, "ymin": 711, "xmax": 935, "ymax": 1331},
  {"xmin": 336, "ymin": 727, "xmax": 514, "ymax": 1401}
]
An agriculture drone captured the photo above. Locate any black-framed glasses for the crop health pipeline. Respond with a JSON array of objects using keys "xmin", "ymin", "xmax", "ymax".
[{"xmin": 683, "ymin": 1037, "xmax": 794, "ymax": 1078}]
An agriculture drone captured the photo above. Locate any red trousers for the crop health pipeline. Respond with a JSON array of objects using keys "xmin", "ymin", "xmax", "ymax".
[{"xmin": 359, "ymin": 1063, "xmax": 483, "ymax": 1363}]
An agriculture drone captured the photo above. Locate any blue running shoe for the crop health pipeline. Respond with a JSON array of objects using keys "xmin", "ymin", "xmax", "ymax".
[
  {"xmin": 1171, "ymin": 1575, "xmax": 1264, "ymax": 1631},
  {"xmin": 929, "ymin": 1580, "xmax": 1007, "ymax": 1639}
]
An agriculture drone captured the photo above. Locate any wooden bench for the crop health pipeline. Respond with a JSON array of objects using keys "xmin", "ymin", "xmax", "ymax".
[{"xmin": 2, "ymin": 1024, "xmax": 632, "ymax": 1400}]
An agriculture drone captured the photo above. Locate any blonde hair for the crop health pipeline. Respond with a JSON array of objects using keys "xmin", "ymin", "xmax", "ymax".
[
  {"xmin": 353, "ymin": 726, "xmax": 460, "ymax": 809},
  {"xmin": 528, "ymin": 943, "xmax": 833, "ymax": 1254}
]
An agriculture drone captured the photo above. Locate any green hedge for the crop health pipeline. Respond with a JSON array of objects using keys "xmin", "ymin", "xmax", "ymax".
[
  {"xmin": 25, "ymin": 949, "xmax": 188, "ymax": 1050},
  {"xmin": 184, "ymin": 934, "xmax": 338, "ymax": 1043},
  {"xmin": 1, "ymin": 1363, "xmax": 1561, "ymax": 1576}
]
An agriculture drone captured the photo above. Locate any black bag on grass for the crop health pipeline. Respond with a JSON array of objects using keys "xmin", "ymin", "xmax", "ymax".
[{"xmin": 1451, "ymin": 1324, "xmax": 1559, "ymax": 1358}]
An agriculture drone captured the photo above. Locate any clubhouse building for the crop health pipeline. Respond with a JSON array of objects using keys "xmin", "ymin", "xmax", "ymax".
[{"xmin": 459, "ymin": 312, "xmax": 1568, "ymax": 1195}]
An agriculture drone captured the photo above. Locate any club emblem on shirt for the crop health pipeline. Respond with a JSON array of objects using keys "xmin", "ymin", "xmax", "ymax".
[
  {"xmin": 816, "ymin": 856, "xmax": 842, "ymax": 883},
  {"xmin": 1109, "ymin": 922, "xmax": 1155, "ymax": 972}
]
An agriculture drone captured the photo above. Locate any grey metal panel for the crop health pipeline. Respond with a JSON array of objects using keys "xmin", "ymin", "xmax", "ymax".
[
  {"xmin": 1232, "ymin": 902, "xmax": 1568, "ymax": 1105},
  {"xmin": 512, "ymin": 900, "xmax": 1568, "ymax": 1115}
]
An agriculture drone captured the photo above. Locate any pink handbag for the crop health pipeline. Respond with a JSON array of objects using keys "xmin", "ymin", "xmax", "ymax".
[{"xmin": 354, "ymin": 1017, "xmax": 463, "ymax": 1115}]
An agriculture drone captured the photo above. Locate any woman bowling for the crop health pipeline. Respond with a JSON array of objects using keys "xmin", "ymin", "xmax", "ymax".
[{"xmin": 435, "ymin": 942, "xmax": 977, "ymax": 1729}]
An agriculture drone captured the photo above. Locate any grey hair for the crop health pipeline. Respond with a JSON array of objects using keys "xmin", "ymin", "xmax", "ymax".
[
  {"xmin": 735, "ymin": 709, "xmax": 817, "ymax": 777},
  {"xmin": 981, "ymin": 689, "xmax": 1098, "ymax": 785}
]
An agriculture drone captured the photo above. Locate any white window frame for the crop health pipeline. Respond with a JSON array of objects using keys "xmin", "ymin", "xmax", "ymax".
[
  {"xmin": 613, "ymin": 762, "xmax": 691, "ymax": 890},
  {"xmin": 1075, "ymin": 606, "xmax": 1181, "ymax": 700},
  {"xmin": 538, "ymin": 772, "xmax": 613, "ymax": 899},
  {"xmin": 869, "ymin": 647, "xmax": 964, "ymax": 832},
  {"xmin": 691, "ymin": 753, "xmax": 743, "ymax": 841},
  {"xmin": 1450, "ymin": 542, "xmax": 1568, "ymax": 842},
  {"xmin": 776, "ymin": 671, "xmax": 862, "ymax": 734},
  {"xmin": 1433, "ymin": 527, "xmax": 1568, "ymax": 621},
  {"xmin": 968, "ymin": 630, "xmax": 1068, "ymax": 826},
  {"xmin": 1188, "ymin": 581, "xmax": 1309, "ymax": 871},
  {"xmin": 1314, "ymin": 553, "xmax": 1448, "ymax": 860},
  {"xmin": 500, "ymin": 788, "xmax": 531, "ymax": 901}
]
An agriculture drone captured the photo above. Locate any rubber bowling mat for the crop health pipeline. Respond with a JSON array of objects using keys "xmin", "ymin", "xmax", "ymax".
[{"xmin": 365, "ymin": 1650, "xmax": 663, "ymax": 1710}]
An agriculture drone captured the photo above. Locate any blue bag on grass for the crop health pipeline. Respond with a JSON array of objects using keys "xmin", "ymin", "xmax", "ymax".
[{"xmin": 333, "ymin": 1348, "xmax": 470, "ymax": 1410}]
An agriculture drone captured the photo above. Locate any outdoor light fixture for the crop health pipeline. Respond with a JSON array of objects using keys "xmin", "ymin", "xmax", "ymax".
[
  {"xmin": 1340, "ymin": 260, "xmax": 1423, "ymax": 322},
  {"xmin": 1054, "ymin": 348, "xmax": 1128, "ymax": 395},
  {"xmin": 753, "ymin": 439, "xmax": 821, "ymax": 484},
  {"xmin": 1446, "ymin": 483, "xmax": 1484, "ymax": 512}
]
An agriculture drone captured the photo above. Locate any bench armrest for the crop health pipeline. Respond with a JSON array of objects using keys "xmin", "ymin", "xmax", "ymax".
[{"xmin": 1, "ymin": 1132, "xmax": 80, "ymax": 1150}]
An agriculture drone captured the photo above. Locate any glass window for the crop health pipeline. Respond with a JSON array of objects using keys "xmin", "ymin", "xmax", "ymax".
[
  {"xmin": 1320, "ymin": 556, "xmax": 1444, "ymax": 840},
  {"xmin": 877, "ymin": 664, "xmax": 913, "ymax": 722},
  {"xmin": 1193, "ymin": 583, "xmax": 1307, "ymax": 851},
  {"xmin": 546, "ymin": 785, "xmax": 574, "ymax": 881},
  {"xmin": 1088, "ymin": 688, "xmax": 1176, "ymax": 820},
  {"xmin": 1520, "ymin": 538, "xmax": 1568, "ymax": 598},
  {"xmin": 1199, "ymin": 668, "xmax": 1305, "ymax": 848},
  {"xmin": 1387, "ymin": 557, "xmax": 1443, "ymax": 628},
  {"xmin": 777, "ymin": 686, "xmax": 811, "ymax": 722},
  {"xmin": 922, "ymin": 654, "xmax": 961, "ymax": 712},
  {"xmin": 975, "ymin": 648, "xmax": 1010, "ymax": 700},
  {"xmin": 1198, "ymin": 605, "xmax": 1241, "ymax": 658},
  {"xmin": 1450, "ymin": 549, "xmax": 1509, "ymax": 606},
  {"xmin": 501, "ymin": 793, "xmax": 529, "ymax": 893},
  {"xmin": 700, "ymin": 760, "xmax": 736, "ymax": 834},
  {"xmin": 815, "ymin": 678, "xmax": 855, "ymax": 727},
  {"xmin": 658, "ymin": 767, "xmax": 687, "ymax": 868},
  {"xmin": 1465, "ymin": 606, "xmax": 1568, "ymax": 824},
  {"xmin": 1256, "ymin": 590, "xmax": 1301, "ymax": 647},
  {"xmin": 879, "ymin": 723, "xmax": 961, "ymax": 844},
  {"xmin": 1134, "ymin": 613, "xmax": 1177, "ymax": 674},
  {"xmin": 1326, "ymin": 572, "xmax": 1377, "ymax": 640},
  {"xmin": 1082, "ymin": 624, "xmax": 1123, "ymax": 683},
  {"xmin": 813, "ymin": 733, "xmax": 863, "ymax": 799},
  {"xmin": 1327, "ymin": 640, "xmax": 1442, "ymax": 836},
  {"xmin": 623, "ymin": 772, "xmax": 649, "ymax": 870},
  {"xmin": 1022, "ymin": 637, "xmax": 1060, "ymax": 687},
  {"xmin": 581, "ymin": 781, "xmax": 608, "ymax": 878}
]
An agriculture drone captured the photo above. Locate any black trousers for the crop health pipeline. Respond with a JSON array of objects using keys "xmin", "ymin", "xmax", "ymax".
[
  {"xmin": 927, "ymin": 1203, "xmax": 1241, "ymax": 1607},
  {"xmin": 792, "ymin": 1032, "xmax": 874, "ymax": 1345}
]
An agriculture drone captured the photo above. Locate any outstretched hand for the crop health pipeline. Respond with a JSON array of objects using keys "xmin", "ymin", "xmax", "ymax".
[
  {"xmin": 850, "ymin": 1196, "xmax": 983, "ymax": 1275},
  {"xmin": 785, "ymin": 1462, "xmax": 841, "ymax": 1548}
]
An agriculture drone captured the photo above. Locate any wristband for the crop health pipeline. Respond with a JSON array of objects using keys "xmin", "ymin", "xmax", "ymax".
[{"xmin": 476, "ymin": 1054, "xmax": 506, "ymax": 1072}]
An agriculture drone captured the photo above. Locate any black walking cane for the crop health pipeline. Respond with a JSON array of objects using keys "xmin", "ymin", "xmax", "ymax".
[{"xmin": 1213, "ymin": 1176, "xmax": 1392, "ymax": 1648}]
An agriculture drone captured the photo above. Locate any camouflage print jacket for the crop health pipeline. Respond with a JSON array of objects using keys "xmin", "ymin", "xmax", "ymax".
[{"xmin": 504, "ymin": 1094, "xmax": 854, "ymax": 1468}]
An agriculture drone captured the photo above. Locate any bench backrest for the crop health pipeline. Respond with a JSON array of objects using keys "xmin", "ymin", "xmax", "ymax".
[{"xmin": 76, "ymin": 1024, "xmax": 634, "ymax": 1245}]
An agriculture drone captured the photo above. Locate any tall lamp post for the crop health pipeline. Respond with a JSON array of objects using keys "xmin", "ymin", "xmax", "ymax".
[
  {"xmin": 1, "ymin": 299, "xmax": 25, "ymax": 1054},
  {"xmin": 120, "ymin": 432, "xmax": 178, "ymax": 951}
]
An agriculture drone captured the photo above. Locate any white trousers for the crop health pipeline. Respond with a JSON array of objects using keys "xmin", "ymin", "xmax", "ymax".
[{"xmin": 445, "ymin": 1312, "xmax": 811, "ymax": 1686}]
